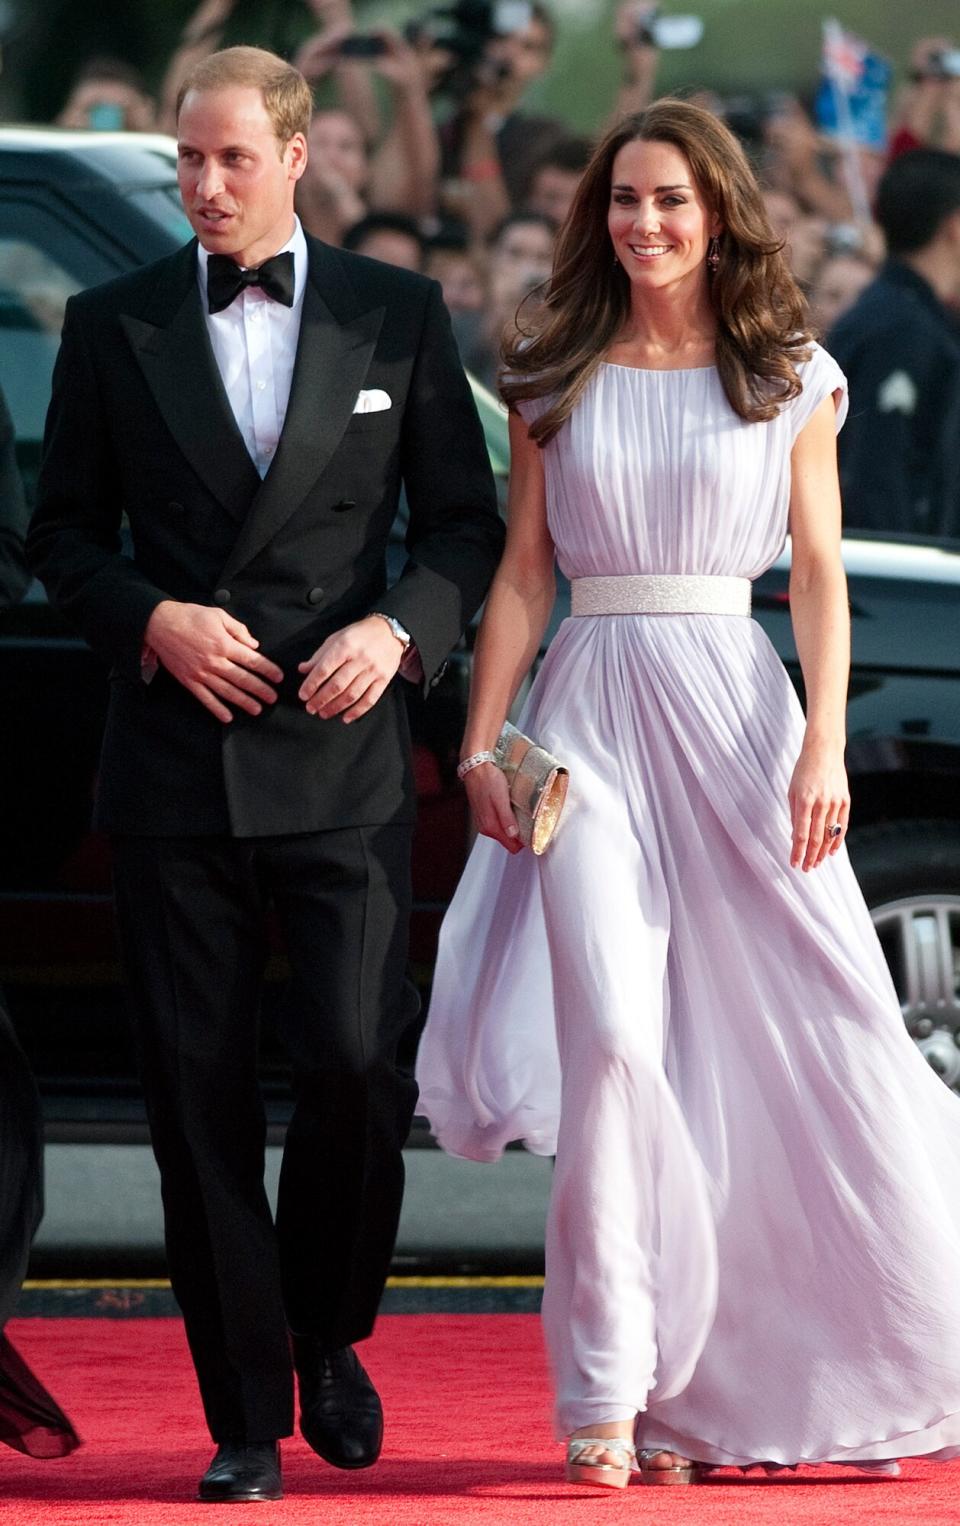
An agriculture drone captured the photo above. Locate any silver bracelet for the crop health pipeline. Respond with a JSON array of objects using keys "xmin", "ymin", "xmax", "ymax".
[{"xmin": 457, "ymin": 751, "xmax": 497, "ymax": 780}]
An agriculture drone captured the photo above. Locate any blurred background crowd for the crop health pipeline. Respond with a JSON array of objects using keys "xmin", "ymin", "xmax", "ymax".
[{"xmin": 2, "ymin": 0, "xmax": 960, "ymax": 537}]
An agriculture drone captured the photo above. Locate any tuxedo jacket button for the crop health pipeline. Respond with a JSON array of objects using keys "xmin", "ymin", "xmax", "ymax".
[
  {"xmin": 212, "ymin": 588, "xmax": 231, "ymax": 606},
  {"xmin": 332, "ymin": 499, "xmax": 357, "ymax": 512},
  {"xmin": 306, "ymin": 587, "xmax": 325, "ymax": 606}
]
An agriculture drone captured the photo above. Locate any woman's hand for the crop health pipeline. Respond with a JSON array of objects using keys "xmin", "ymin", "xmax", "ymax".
[
  {"xmin": 463, "ymin": 763, "xmax": 523, "ymax": 854},
  {"xmin": 788, "ymin": 737, "xmax": 850, "ymax": 871}
]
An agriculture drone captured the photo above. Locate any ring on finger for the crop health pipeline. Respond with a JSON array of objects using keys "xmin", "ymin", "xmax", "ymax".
[{"xmin": 826, "ymin": 823, "xmax": 843, "ymax": 839}]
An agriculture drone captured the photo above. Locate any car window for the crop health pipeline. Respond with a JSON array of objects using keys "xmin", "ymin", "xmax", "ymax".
[
  {"xmin": 0, "ymin": 196, "xmax": 129, "ymax": 502},
  {"xmin": 123, "ymin": 185, "xmax": 192, "ymax": 244},
  {"xmin": 0, "ymin": 237, "xmax": 81, "ymax": 447}
]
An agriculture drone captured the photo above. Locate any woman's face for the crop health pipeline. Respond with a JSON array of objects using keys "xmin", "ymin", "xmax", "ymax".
[
  {"xmin": 607, "ymin": 139, "xmax": 718, "ymax": 292},
  {"xmin": 307, "ymin": 111, "xmax": 368, "ymax": 192}
]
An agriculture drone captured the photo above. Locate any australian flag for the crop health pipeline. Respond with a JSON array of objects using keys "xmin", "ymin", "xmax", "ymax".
[{"xmin": 815, "ymin": 18, "xmax": 892, "ymax": 151}]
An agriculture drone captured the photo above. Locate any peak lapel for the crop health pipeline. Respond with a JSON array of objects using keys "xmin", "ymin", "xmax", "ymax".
[
  {"xmin": 217, "ymin": 250, "xmax": 385, "ymax": 584},
  {"xmin": 120, "ymin": 245, "xmax": 260, "ymax": 520}
]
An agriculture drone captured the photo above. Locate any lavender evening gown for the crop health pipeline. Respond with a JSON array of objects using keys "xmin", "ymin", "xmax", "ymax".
[{"xmin": 416, "ymin": 344, "xmax": 960, "ymax": 1467}]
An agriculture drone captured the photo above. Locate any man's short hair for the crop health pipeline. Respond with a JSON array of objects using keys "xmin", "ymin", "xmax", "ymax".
[
  {"xmin": 529, "ymin": 136, "xmax": 593, "ymax": 180},
  {"xmin": 490, "ymin": 210, "xmax": 558, "ymax": 248},
  {"xmin": 343, "ymin": 213, "xmax": 426, "ymax": 258},
  {"xmin": 875, "ymin": 149, "xmax": 960, "ymax": 256},
  {"xmin": 176, "ymin": 46, "xmax": 312, "ymax": 145},
  {"xmin": 73, "ymin": 55, "xmax": 151, "ymax": 94}
]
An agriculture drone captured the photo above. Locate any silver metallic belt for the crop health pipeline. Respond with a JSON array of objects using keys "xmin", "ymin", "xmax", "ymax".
[{"xmin": 570, "ymin": 573, "xmax": 752, "ymax": 617}]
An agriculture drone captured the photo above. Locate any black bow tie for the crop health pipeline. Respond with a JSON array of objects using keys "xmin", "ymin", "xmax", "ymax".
[{"xmin": 206, "ymin": 251, "xmax": 295, "ymax": 314}]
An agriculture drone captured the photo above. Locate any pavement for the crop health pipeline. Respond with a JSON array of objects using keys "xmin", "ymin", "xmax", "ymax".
[{"xmin": 33, "ymin": 1141, "xmax": 553, "ymax": 1274}]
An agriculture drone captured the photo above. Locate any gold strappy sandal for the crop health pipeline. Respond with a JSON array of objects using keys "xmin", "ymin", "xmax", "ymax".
[
  {"xmin": 637, "ymin": 1448, "xmax": 701, "ymax": 1485},
  {"xmin": 565, "ymin": 1436, "xmax": 639, "ymax": 1489}
]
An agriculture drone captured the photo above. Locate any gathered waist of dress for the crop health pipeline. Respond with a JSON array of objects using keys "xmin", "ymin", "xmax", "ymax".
[{"xmin": 570, "ymin": 573, "xmax": 752, "ymax": 618}]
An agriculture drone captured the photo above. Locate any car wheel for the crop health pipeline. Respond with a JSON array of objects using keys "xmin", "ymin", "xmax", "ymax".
[{"xmin": 849, "ymin": 821, "xmax": 960, "ymax": 1093}]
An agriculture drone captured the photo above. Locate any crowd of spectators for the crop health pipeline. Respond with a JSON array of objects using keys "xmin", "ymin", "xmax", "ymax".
[{"xmin": 47, "ymin": 2, "xmax": 960, "ymax": 538}]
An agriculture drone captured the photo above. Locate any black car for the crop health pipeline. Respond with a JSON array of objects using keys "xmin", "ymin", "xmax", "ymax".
[{"xmin": 2, "ymin": 129, "xmax": 959, "ymax": 1126}]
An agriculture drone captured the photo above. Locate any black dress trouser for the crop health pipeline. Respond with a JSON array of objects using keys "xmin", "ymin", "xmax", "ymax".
[{"xmin": 111, "ymin": 824, "xmax": 420, "ymax": 1443}]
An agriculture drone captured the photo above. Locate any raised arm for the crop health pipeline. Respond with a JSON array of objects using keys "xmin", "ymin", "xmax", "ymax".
[
  {"xmin": 786, "ymin": 391, "xmax": 851, "ymax": 872},
  {"xmin": 460, "ymin": 408, "xmax": 556, "ymax": 852},
  {"xmin": 367, "ymin": 32, "xmax": 440, "ymax": 218}
]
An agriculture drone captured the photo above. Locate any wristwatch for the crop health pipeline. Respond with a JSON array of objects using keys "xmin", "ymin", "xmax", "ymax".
[{"xmin": 369, "ymin": 612, "xmax": 412, "ymax": 655}]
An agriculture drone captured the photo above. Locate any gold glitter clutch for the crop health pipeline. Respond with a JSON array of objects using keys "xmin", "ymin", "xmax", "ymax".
[{"xmin": 493, "ymin": 722, "xmax": 569, "ymax": 855}]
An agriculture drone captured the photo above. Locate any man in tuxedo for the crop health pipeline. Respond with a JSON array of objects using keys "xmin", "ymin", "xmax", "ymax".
[{"xmin": 28, "ymin": 46, "xmax": 502, "ymax": 1503}]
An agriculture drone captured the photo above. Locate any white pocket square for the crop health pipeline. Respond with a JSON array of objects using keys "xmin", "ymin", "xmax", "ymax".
[{"xmin": 353, "ymin": 388, "xmax": 392, "ymax": 414}]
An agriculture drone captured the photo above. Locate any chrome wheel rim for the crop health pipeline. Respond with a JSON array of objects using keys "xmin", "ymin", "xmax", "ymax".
[{"xmin": 871, "ymin": 896, "xmax": 960, "ymax": 1090}]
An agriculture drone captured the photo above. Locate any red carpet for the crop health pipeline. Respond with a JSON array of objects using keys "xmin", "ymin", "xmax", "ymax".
[{"xmin": 2, "ymin": 1316, "xmax": 958, "ymax": 1525}]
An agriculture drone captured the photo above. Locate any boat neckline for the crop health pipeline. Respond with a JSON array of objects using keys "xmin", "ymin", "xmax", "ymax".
[{"xmin": 599, "ymin": 359, "xmax": 717, "ymax": 374}]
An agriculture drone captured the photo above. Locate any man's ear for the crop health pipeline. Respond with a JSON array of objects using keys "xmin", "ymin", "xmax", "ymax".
[{"xmin": 287, "ymin": 132, "xmax": 308, "ymax": 182}]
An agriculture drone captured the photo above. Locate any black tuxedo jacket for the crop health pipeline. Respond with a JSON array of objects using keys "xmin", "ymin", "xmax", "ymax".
[{"xmin": 28, "ymin": 236, "xmax": 503, "ymax": 836}]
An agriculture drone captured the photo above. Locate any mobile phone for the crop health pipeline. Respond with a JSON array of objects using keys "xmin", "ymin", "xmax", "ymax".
[
  {"xmin": 335, "ymin": 35, "xmax": 389, "ymax": 59},
  {"xmin": 88, "ymin": 102, "xmax": 125, "ymax": 131}
]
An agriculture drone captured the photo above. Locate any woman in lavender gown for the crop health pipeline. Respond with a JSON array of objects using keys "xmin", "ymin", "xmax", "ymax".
[{"xmin": 416, "ymin": 100, "xmax": 960, "ymax": 1487}]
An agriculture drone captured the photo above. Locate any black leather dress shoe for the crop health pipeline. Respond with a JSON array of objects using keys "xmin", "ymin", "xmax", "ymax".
[
  {"xmin": 293, "ymin": 1338, "xmax": 383, "ymax": 1469},
  {"xmin": 198, "ymin": 1441, "xmax": 282, "ymax": 1502}
]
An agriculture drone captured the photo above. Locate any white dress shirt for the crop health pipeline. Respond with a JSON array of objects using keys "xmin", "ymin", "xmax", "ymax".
[{"xmin": 196, "ymin": 217, "xmax": 308, "ymax": 478}]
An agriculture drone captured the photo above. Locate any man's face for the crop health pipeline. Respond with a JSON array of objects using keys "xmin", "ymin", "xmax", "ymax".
[
  {"xmin": 527, "ymin": 165, "xmax": 581, "ymax": 227},
  {"xmin": 177, "ymin": 85, "xmax": 307, "ymax": 267},
  {"xmin": 307, "ymin": 110, "xmax": 368, "ymax": 193},
  {"xmin": 355, "ymin": 230, "xmax": 423, "ymax": 273}
]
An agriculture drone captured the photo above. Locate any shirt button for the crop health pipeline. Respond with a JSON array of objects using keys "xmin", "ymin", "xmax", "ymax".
[{"xmin": 256, "ymin": 379, "xmax": 266, "ymax": 391}]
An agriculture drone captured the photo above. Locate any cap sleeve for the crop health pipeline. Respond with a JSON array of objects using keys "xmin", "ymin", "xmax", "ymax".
[
  {"xmin": 790, "ymin": 341, "xmax": 849, "ymax": 440},
  {"xmin": 512, "ymin": 392, "xmax": 552, "ymax": 426}
]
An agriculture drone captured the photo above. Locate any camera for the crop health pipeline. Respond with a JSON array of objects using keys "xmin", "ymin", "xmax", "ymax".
[
  {"xmin": 335, "ymin": 36, "xmax": 390, "ymax": 59},
  {"xmin": 918, "ymin": 48, "xmax": 960, "ymax": 81},
  {"xmin": 405, "ymin": 0, "xmax": 533, "ymax": 99},
  {"xmin": 624, "ymin": 7, "xmax": 703, "ymax": 50},
  {"xmin": 825, "ymin": 222, "xmax": 865, "ymax": 257}
]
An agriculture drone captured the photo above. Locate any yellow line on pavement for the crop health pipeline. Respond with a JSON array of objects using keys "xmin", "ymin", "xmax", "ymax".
[{"xmin": 23, "ymin": 1276, "xmax": 545, "ymax": 1291}]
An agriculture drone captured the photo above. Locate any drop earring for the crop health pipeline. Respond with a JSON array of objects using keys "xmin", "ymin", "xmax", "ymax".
[{"xmin": 707, "ymin": 235, "xmax": 720, "ymax": 272}]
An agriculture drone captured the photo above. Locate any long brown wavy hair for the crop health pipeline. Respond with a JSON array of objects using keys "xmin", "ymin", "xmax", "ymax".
[{"xmin": 500, "ymin": 99, "xmax": 812, "ymax": 443}]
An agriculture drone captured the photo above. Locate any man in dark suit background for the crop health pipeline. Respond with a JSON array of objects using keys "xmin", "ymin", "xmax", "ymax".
[{"xmin": 27, "ymin": 46, "xmax": 503, "ymax": 1503}]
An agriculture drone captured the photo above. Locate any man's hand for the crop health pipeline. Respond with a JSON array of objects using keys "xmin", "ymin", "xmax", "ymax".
[
  {"xmin": 298, "ymin": 615, "xmax": 405, "ymax": 723},
  {"xmin": 144, "ymin": 601, "xmax": 283, "ymax": 724}
]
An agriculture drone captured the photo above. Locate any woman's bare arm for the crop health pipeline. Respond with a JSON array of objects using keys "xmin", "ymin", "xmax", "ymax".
[
  {"xmin": 461, "ymin": 408, "xmax": 557, "ymax": 851},
  {"xmin": 786, "ymin": 391, "xmax": 851, "ymax": 870}
]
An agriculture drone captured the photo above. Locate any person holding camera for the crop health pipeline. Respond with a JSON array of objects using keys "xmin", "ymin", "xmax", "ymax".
[
  {"xmin": 890, "ymin": 36, "xmax": 960, "ymax": 159},
  {"xmin": 56, "ymin": 56, "xmax": 156, "ymax": 132},
  {"xmin": 437, "ymin": 1, "xmax": 563, "ymax": 241}
]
